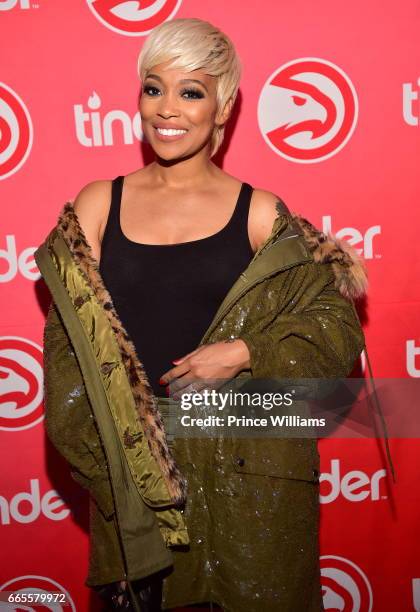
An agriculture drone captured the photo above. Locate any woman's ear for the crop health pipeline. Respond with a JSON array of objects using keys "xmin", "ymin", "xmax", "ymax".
[{"xmin": 216, "ymin": 97, "xmax": 234, "ymax": 127}]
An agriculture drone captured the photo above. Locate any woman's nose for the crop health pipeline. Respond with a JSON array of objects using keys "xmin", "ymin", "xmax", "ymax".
[{"xmin": 157, "ymin": 90, "xmax": 181, "ymax": 117}]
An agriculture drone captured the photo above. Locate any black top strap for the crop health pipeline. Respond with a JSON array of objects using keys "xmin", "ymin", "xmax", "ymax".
[
  {"xmin": 111, "ymin": 175, "xmax": 123, "ymax": 212},
  {"xmin": 100, "ymin": 176, "xmax": 123, "ymax": 254},
  {"xmin": 226, "ymin": 182, "xmax": 253, "ymax": 233}
]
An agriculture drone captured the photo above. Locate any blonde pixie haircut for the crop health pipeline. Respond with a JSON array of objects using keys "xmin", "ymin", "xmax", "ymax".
[{"xmin": 138, "ymin": 18, "xmax": 242, "ymax": 158}]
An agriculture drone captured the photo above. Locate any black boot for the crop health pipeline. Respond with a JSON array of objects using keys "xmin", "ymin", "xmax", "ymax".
[
  {"xmin": 129, "ymin": 572, "xmax": 164, "ymax": 612},
  {"xmin": 95, "ymin": 580, "xmax": 133, "ymax": 610}
]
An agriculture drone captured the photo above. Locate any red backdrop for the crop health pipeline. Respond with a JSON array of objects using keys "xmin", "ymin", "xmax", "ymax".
[{"xmin": 1, "ymin": 1, "xmax": 419, "ymax": 610}]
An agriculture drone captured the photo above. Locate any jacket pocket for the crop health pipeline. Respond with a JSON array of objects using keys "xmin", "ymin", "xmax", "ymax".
[{"xmin": 230, "ymin": 438, "xmax": 320, "ymax": 483}]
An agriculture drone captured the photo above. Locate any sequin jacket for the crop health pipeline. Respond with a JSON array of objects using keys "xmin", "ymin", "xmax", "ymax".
[{"xmin": 34, "ymin": 198, "xmax": 368, "ymax": 602}]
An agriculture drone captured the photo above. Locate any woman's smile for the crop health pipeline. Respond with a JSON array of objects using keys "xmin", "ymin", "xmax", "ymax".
[{"xmin": 153, "ymin": 126, "xmax": 189, "ymax": 142}]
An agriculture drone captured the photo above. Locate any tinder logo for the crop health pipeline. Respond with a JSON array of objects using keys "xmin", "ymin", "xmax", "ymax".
[
  {"xmin": 74, "ymin": 91, "xmax": 143, "ymax": 147},
  {"xmin": 322, "ymin": 215, "xmax": 381, "ymax": 259},
  {"xmin": 0, "ymin": 235, "xmax": 39, "ymax": 282},
  {"xmin": 0, "ymin": 479, "xmax": 70, "ymax": 525},
  {"xmin": 320, "ymin": 459, "xmax": 387, "ymax": 504},
  {"xmin": 406, "ymin": 340, "xmax": 420, "ymax": 377},
  {"xmin": 403, "ymin": 77, "xmax": 420, "ymax": 126}
]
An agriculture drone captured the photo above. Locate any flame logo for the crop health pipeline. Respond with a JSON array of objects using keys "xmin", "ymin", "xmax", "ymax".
[
  {"xmin": 0, "ymin": 83, "xmax": 33, "ymax": 180},
  {"xmin": 321, "ymin": 555, "xmax": 373, "ymax": 611},
  {"xmin": 86, "ymin": 0, "xmax": 182, "ymax": 36},
  {"xmin": 0, "ymin": 337, "xmax": 44, "ymax": 431},
  {"xmin": 87, "ymin": 91, "xmax": 101, "ymax": 110},
  {"xmin": 258, "ymin": 58, "xmax": 358, "ymax": 163}
]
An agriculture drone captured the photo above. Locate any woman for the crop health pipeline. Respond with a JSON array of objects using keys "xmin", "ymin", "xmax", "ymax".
[{"xmin": 35, "ymin": 17, "xmax": 370, "ymax": 612}]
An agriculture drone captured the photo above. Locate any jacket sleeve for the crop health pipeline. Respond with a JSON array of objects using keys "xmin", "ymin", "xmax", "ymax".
[
  {"xmin": 43, "ymin": 301, "xmax": 115, "ymax": 519},
  {"xmin": 239, "ymin": 260, "xmax": 365, "ymax": 380}
]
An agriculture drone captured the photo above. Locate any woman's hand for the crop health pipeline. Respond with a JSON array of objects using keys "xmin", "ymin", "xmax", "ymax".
[{"xmin": 159, "ymin": 339, "xmax": 250, "ymax": 400}]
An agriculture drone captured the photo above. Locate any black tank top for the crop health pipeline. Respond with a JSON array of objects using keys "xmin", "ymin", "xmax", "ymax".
[{"xmin": 99, "ymin": 175, "xmax": 254, "ymax": 397}]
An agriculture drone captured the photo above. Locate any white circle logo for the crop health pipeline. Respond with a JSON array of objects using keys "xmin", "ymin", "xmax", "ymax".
[
  {"xmin": 0, "ymin": 575, "xmax": 76, "ymax": 610},
  {"xmin": 258, "ymin": 58, "xmax": 358, "ymax": 163},
  {"xmin": 0, "ymin": 336, "xmax": 44, "ymax": 431},
  {"xmin": 87, "ymin": 0, "xmax": 183, "ymax": 36},
  {"xmin": 321, "ymin": 555, "xmax": 373, "ymax": 611},
  {"xmin": 0, "ymin": 83, "xmax": 33, "ymax": 180}
]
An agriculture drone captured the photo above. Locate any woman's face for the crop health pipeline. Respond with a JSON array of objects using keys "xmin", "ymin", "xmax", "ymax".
[{"xmin": 140, "ymin": 60, "xmax": 229, "ymax": 160}]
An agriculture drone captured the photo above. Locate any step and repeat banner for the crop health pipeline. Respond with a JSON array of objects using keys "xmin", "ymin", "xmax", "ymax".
[{"xmin": 1, "ymin": 1, "xmax": 419, "ymax": 610}]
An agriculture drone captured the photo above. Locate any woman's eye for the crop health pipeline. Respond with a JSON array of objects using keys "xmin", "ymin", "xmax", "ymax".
[
  {"xmin": 142, "ymin": 85, "xmax": 204, "ymax": 100},
  {"xmin": 143, "ymin": 85, "xmax": 160, "ymax": 96},
  {"xmin": 181, "ymin": 88, "xmax": 205, "ymax": 100}
]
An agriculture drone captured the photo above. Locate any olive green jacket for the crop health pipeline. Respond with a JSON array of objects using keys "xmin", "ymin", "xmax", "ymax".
[{"xmin": 34, "ymin": 199, "xmax": 372, "ymax": 605}]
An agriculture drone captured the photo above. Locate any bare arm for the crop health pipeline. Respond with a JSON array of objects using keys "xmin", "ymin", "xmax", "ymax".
[
  {"xmin": 72, "ymin": 180, "xmax": 112, "ymax": 264},
  {"xmin": 248, "ymin": 189, "xmax": 290, "ymax": 252}
]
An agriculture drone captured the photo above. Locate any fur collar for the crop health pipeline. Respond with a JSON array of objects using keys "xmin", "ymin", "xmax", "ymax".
[
  {"xmin": 290, "ymin": 213, "xmax": 368, "ymax": 299},
  {"xmin": 53, "ymin": 202, "xmax": 367, "ymax": 505}
]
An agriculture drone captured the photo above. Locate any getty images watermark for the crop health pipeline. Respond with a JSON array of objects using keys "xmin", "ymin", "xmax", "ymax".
[
  {"xmin": 178, "ymin": 387, "xmax": 322, "ymax": 430},
  {"xmin": 157, "ymin": 377, "xmax": 420, "ymax": 439}
]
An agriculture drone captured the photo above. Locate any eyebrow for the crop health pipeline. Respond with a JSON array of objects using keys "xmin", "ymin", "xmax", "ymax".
[{"xmin": 144, "ymin": 73, "xmax": 209, "ymax": 93}]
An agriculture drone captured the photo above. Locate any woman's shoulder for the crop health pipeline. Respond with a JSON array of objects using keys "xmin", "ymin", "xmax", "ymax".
[
  {"xmin": 73, "ymin": 179, "xmax": 112, "ymax": 212},
  {"xmin": 248, "ymin": 184, "xmax": 291, "ymax": 251},
  {"xmin": 218, "ymin": 170, "xmax": 291, "ymax": 250},
  {"xmin": 72, "ymin": 179, "xmax": 113, "ymax": 261},
  {"xmin": 250, "ymin": 186, "xmax": 290, "ymax": 216}
]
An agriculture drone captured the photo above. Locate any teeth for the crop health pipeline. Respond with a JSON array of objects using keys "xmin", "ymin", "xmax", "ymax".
[{"xmin": 156, "ymin": 128, "xmax": 187, "ymax": 136}]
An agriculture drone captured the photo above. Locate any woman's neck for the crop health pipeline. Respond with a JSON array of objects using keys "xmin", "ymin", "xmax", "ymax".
[{"xmin": 147, "ymin": 156, "xmax": 220, "ymax": 190}]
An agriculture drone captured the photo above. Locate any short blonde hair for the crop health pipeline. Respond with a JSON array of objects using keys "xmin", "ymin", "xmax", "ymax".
[{"xmin": 137, "ymin": 17, "xmax": 242, "ymax": 158}]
